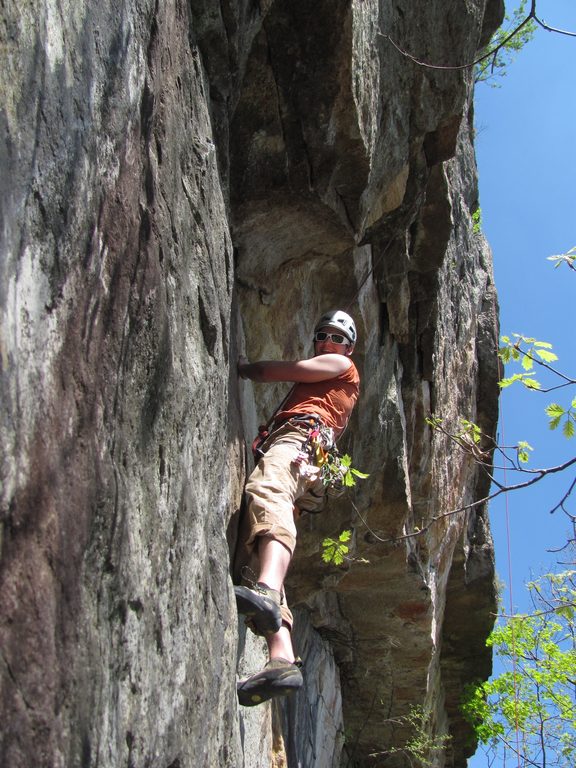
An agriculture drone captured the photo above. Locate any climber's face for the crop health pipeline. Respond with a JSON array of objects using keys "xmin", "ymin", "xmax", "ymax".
[{"xmin": 313, "ymin": 326, "xmax": 354, "ymax": 356}]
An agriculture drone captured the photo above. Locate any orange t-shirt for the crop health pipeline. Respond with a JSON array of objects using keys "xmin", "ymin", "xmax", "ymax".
[{"xmin": 274, "ymin": 361, "xmax": 359, "ymax": 436}]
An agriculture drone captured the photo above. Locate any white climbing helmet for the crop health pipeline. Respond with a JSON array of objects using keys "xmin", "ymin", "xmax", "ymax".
[{"xmin": 314, "ymin": 310, "xmax": 357, "ymax": 345}]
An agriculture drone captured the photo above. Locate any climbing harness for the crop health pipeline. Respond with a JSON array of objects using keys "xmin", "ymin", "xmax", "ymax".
[
  {"xmin": 253, "ymin": 413, "xmax": 332, "ymax": 464},
  {"xmin": 252, "ymin": 410, "xmax": 352, "ymax": 496}
]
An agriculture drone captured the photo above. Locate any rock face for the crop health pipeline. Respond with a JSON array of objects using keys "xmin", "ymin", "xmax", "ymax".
[{"xmin": 0, "ymin": 1, "xmax": 502, "ymax": 767}]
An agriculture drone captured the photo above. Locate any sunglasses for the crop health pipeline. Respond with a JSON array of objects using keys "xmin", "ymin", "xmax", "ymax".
[{"xmin": 313, "ymin": 331, "xmax": 349, "ymax": 345}]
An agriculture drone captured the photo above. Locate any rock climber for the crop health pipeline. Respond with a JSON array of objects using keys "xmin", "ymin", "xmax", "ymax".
[{"xmin": 235, "ymin": 310, "xmax": 360, "ymax": 706}]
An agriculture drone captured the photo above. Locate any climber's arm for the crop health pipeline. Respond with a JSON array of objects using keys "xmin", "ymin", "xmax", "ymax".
[{"xmin": 238, "ymin": 354, "xmax": 351, "ymax": 383}]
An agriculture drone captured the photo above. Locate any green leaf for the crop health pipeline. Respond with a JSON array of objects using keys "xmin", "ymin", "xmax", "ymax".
[
  {"xmin": 517, "ymin": 441, "xmax": 533, "ymax": 464},
  {"xmin": 460, "ymin": 419, "xmax": 482, "ymax": 443},
  {"xmin": 344, "ymin": 473, "xmax": 355, "ymax": 487},
  {"xmin": 339, "ymin": 454, "xmax": 352, "ymax": 468},
  {"xmin": 563, "ymin": 419, "xmax": 575, "ymax": 439},
  {"xmin": 545, "ymin": 403, "xmax": 568, "ymax": 430},
  {"xmin": 321, "ymin": 531, "xmax": 350, "ymax": 566},
  {"xmin": 522, "ymin": 377, "xmax": 541, "ymax": 390},
  {"xmin": 521, "ymin": 353, "xmax": 534, "ymax": 371},
  {"xmin": 535, "ymin": 349, "xmax": 559, "ymax": 363},
  {"xmin": 556, "ymin": 604, "xmax": 575, "ymax": 620},
  {"xmin": 499, "ymin": 373, "xmax": 523, "ymax": 388},
  {"xmin": 321, "ymin": 548, "xmax": 334, "ymax": 564},
  {"xmin": 351, "ymin": 468, "xmax": 370, "ymax": 479}
]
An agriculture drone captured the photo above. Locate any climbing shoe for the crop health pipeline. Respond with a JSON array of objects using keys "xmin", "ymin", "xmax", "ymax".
[
  {"xmin": 234, "ymin": 582, "xmax": 282, "ymax": 636},
  {"xmin": 237, "ymin": 658, "xmax": 303, "ymax": 707}
]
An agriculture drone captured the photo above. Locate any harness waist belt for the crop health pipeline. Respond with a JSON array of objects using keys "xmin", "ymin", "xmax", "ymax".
[{"xmin": 277, "ymin": 414, "xmax": 324, "ymax": 431}]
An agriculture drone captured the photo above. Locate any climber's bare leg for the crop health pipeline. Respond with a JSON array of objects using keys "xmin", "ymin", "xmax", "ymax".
[
  {"xmin": 266, "ymin": 624, "xmax": 295, "ymax": 662},
  {"xmin": 257, "ymin": 536, "xmax": 291, "ymax": 593},
  {"xmin": 257, "ymin": 536, "xmax": 295, "ymax": 662}
]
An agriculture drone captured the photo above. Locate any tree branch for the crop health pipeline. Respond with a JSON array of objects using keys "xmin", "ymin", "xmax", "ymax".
[
  {"xmin": 351, "ymin": 457, "xmax": 576, "ymax": 546},
  {"xmin": 379, "ymin": 2, "xmax": 575, "ymax": 78},
  {"xmin": 535, "ymin": 15, "xmax": 576, "ymax": 37},
  {"xmin": 549, "ymin": 475, "xmax": 576, "ymax": 516},
  {"xmin": 379, "ymin": 16, "xmax": 532, "ymax": 73},
  {"xmin": 379, "ymin": 1, "xmax": 534, "ymax": 73},
  {"xmin": 505, "ymin": 343, "xmax": 576, "ymax": 386}
]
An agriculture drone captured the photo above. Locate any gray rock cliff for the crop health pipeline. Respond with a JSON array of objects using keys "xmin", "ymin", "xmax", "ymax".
[{"xmin": 1, "ymin": 1, "xmax": 503, "ymax": 766}]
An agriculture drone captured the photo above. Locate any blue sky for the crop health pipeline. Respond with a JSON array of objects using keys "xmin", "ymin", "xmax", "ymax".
[{"xmin": 467, "ymin": 1, "xmax": 575, "ymax": 765}]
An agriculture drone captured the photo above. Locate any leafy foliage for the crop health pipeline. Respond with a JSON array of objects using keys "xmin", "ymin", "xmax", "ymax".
[
  {"xmin": 463, "ymin": 570, "xmax": 576, "ymax": 767},
  {"xmin": 545, "ymin": 401, "xmax": 576, "ymax": 439},
  {"xmin": 516, "ymin": 440, "xmax": 534, "ymax": 464},
  {"xmin": 475, "ymin": 0, "xmax": 537, "ymax": 86},
  {"xmin": 459, "ymin": 418, "xmax": 482, "ymax": 445},
  {"xmin": 499, "ymin": 335, "xmax": 558, "ymax": 389},
  {"xmin": 472, "ymin": 206, "xmax": 482, "ymax": 233},
  {"xmin": 425, "ymin": 416, "xmax": 492, "ymax": 463},
  {"xmin": 316, "ymin": 449, "xmax": 368, "ymax": 566},
  {"xmin": 498, "ymin": 333, "xmax": 575, "ymax": 437},
  {"xmin": 321, "ymin": 529, "xmax": 352, "ymax": 566},
  {"xmin": 318, "ymin": 451, "xmax": 369, "ymax": 490}
]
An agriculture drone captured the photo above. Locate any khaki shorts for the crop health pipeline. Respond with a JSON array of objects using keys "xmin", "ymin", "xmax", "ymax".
[
  {"xmin": 245, "ymin": 424, "xmax": 326, "ymax": 555},
  {"xmin": 238, "ymin": 423, "xmax": 327, "ymax": 629}
]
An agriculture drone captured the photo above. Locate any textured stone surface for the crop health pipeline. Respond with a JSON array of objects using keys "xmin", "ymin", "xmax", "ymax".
[
  {"xmin": 1, "ymin": 2, "xmax": 243, "ymax": 766},
  {"xmin": 1, "ymin": 1, "xmax": 504, "ymax": 766}
]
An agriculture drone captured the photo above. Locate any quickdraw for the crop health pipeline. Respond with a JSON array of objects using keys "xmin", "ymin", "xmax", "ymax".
[
  {"xmin": 289, "ymin": 418, "xmax": 334, "ymax": 464},
  {"xmin": 290, "ymin": 420, "xmax": 351, "ymax": 496}
]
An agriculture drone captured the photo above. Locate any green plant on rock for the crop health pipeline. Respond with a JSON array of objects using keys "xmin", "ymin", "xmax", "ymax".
[
  {"xmin": 472, "ymin": 206, "xmax": 482, "ymax": 233},
  {"xmin": 369, "ymin": 705, "xmax": 452, "ymax": 766}
]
